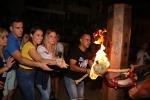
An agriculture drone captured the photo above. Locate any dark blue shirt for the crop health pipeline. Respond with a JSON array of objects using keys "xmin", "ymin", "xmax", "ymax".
[
  {"xmin": 4, "ymin": 32, "xmax": 21, "ymax": 71},
  {"xmin": 4, "ymin": 32, "xmax": 21, "ymax": 59}
]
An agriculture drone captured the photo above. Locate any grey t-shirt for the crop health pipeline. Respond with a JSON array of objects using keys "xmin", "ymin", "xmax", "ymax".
[{"xmin": 56, "ymin": 42, "xmax": 64, "ymax": 58}]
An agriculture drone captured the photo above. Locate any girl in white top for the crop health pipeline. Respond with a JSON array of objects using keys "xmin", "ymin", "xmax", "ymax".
[{"xmin": 35, "ymin": 29, "xmax": 58, "ymax": 100}]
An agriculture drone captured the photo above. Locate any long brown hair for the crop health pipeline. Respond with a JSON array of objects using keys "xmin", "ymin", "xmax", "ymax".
[
  {"xmin": 42, "ymin": 29, "xmax": 56, "ymax": 57},
  {"xmin": 29, "ymin": 26, "xmax": 42, "ymax": 46},
  {"xmin": 0, "ymin": 27, "xmax": 8, "ymax": 58}
]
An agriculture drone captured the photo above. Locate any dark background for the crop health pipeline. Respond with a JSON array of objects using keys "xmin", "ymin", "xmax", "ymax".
[{"xmin": 0, "ymin": 0, "xmax": 150, "ymax": 52}]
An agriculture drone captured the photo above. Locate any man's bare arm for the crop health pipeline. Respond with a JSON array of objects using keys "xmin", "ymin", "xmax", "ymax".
[
  {"xmin": 28, "ymin": 48, "xmax": 57, "ymax": 65},
  {"xmin": 11, "ymin": 50, "xmax": 52, "ymax": 71},
  {"xmin": 129, "ymin": 77, "xmax": 150, "ymax": 99},
  {"xmin": 88, "ymin": 60, "xmax": 93, "ymax": 68},
  {"xmin": 12, "ymin": 50, "xmax": 40, "ymax": 67},
  {"xmin": 70, "ymin": 59, "xmax": 90, "ymax": 74},
  {"xmin": 0, "ymin": 57, "xmax": 15, "ymax": 74}
]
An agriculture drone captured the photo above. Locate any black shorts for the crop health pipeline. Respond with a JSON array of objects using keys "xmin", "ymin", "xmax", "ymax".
[{"xmin": 49, "ymin": 65, "xmax": 62, "ymax": 78}]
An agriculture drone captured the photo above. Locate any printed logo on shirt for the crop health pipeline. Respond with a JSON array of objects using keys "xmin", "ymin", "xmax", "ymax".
[
  {"xmin": 79, "ymin": 57, "xmax": 88, "ymax": 68},
  {"xmin": 2, "ymin": 72, "xmax": 7, "ymax": 77}
]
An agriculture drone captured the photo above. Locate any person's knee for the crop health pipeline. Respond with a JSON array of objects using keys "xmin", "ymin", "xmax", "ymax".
[
  {"xmin": 78, "ymin": 98, "xmax": 84, "ymax": 100},
  {"xmin": 54, "ymin": 77, "xmax": 59, "ymax": 81},
  {"xmin": 8, "ymin": 90, "xmax": 14, "ymax": 96}
]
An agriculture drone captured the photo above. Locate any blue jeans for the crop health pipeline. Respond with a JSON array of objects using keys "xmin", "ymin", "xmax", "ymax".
[
  {"xmin": 16, "ymin": 68, "xmax": 35, "ymax": 100},
  {"xmin": 36, "ymin": 77, "xmax": 50, "ymax": 100},
  {"xmin": 64, "ymin": 76, "xmax": 84, "ymax": 100}
]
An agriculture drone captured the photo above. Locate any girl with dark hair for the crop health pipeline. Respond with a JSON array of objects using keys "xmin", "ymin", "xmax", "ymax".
[{"xmin": 17, "ymin": 27, "xmax": 68, "ymax": 100}]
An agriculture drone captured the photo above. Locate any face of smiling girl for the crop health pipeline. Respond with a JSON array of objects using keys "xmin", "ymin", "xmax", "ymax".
[{"xmin": 31, "ymin": 29, "xmax": 43, "ymax": 46}]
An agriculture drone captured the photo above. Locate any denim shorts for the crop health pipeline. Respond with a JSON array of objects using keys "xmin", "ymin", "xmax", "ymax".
[
  {"xmin": 64, "ymin": 76, "xmax": 84, "ymax": 100},
  {"xmin": 16, "ymin": 68, "xmax": 35, "ymax": 100},
  {"xmin": 3, "ymin": 69, "xmax": 16, "ymax": 96}
]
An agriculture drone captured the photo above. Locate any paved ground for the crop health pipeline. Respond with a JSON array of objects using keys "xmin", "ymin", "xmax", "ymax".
[{"xmin": 13, "ymin": 77, "xmax": 102, "ymax": 100}]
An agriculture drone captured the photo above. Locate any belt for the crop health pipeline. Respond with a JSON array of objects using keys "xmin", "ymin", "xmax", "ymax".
[{"xmin": 19, "ymin": 67, "xmax": 35, "ymax": 71}]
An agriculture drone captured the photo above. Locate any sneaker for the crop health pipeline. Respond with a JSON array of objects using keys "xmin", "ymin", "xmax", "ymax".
[{"xmin": 51, "ymin": 97, "xmax": 58, "ymax": 100}]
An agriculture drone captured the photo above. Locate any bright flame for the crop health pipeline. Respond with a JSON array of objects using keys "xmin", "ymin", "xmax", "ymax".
[
  {"xmin": 90, "ymin": 29, "xmax": 110, "ymax": 80},
  {"xmin": 93, "ymin": 29, "xmax": 107, "ymax": 44}
]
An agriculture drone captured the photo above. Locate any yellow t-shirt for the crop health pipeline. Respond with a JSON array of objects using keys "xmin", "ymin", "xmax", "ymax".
[{"xmin": 19, "ymin": 42, "xmax": 35, "ymax": 69}]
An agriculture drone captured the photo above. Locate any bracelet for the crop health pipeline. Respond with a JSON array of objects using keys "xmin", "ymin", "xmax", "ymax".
[{"xmin": 5, "ymin": 65, "xmax": 10, "ymax": 69}]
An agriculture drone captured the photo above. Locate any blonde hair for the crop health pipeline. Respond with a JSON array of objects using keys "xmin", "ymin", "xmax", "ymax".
[
  {"xmin": 42, "ymin": 29, "xmax": 56, "ymax": 57},
  {"xmin": 0, "ymin": 27, "xmax": 8, "ymax": 58}
]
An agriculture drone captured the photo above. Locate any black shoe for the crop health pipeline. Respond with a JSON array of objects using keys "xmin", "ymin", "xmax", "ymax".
[
  {"xmin": 51, "ymin": 97, "xmax": 58, "ymax": 100},
  {"xmin": 50, "ymin": 91, "xmax": 55, "ymax": 97}
]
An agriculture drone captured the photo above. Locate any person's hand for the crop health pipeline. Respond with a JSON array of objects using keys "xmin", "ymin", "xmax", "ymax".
[
  {"xmin": 61, "ymin": 59, "xmax": 69, "ymax": 68},
  {"xmin": 0, "ymin": 81, "xmax": 4, "ymax": 90},
  {"xmin": 86, "ymin": 68, "xmax": 91, "ymax": 74},
  {"xmin": 6, "ymin": 56, "xmax": 16, "ymax": 68},
  {"xmin": 38, "ymin": 62, "xmax": 54, "ymax": 71},
  {"xmin": 6, "ymin": 56, "xmax": 15, "ymax": 68},
  {"xmin": 56, "ymin": 58, "xmax": 68, "ymax": 68}
]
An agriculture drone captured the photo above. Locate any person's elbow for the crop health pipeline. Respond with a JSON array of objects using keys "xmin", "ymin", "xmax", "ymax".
[
  {"xmin": 17, "ymin": 57, "xmax": 24, "ymax": 65},
  {"xmin": 70, "ymin": 64, "xmax": 75, "ymax": 70},
  {"xmin": 70, "ymin": 65, "xmax": 74, "ymax": 70}
]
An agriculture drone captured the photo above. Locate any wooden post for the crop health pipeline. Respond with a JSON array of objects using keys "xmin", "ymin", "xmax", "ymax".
[{"xmin": 101, "ymin": 4, "xmax": 132, "ymax": 100}]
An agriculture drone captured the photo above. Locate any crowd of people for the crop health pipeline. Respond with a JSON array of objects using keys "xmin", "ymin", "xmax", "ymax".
[
  {"xmin": 0, "ymin": 16, "xmax": 68, "ymax": 100},
  {"xmin": 1, "ymin": 16, "xmax": 150, "ymax": 100}
]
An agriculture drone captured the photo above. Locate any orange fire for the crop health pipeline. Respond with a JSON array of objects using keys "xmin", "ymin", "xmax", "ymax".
[{"xmin": 90, "ymin": 29, "xmax": 110, "ymax": 80}]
